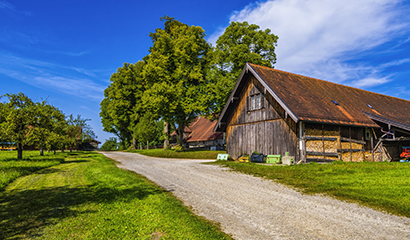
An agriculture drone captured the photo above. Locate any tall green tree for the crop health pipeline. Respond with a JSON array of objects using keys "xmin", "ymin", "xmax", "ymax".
[
  {"xmin": 32, "ymin": 101, "xmax": 66, "ymax": 156},
  {"xmin": 100, "ymin": 61, "xmax": 146, "ymax": 149},
  {"xmin": 207, "ymin": 21, "xmax": 278, "ymax": 118},
  {"xmin": 67, "ymin": 114, "xmax": 97, "ymax": 149},
  {"xmin": 134, "ymin": 113, "xmax": 159, "ymax": 149},
  {"xmin": 100, "ymin": 137, "xmax": 119, "ymax": 151},
  {"xmin": 142, "ymin": 16, "xmax": 211, "ymax": 146},
  {"xmin": 0, "ymin": 93, "xmax": 36, "ymax": 159}
]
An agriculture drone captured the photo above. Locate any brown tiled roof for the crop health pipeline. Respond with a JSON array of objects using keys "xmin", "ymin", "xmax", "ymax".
[
  {"xmin": 248, "ymin": 63, "xmax": 410, "ymax": 127},
  {"xmin": 185, "ymin": 117, "xmax": 223, "ymax": 142}
]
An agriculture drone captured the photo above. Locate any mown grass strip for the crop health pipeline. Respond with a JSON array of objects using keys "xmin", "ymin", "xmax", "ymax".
[
  {"xmin": 127, "ymin": 148, "xmax": 226, "ymax": 159},
  {"xmin": 211, "ymin": 160, "xmax": 410, "ymax": 218},
  {"xmin": 0, "ymin": 151, "xmax": 231, "ymax": 239},
  {"xmin": 0, "ymin": 151, "xmax": 67, "ymax": 191}
]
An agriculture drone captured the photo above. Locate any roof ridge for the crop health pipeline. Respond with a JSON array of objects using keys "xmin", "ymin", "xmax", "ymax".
[{"xmin": 248, "ymin": 63, "xmax": 410, "ymax": 103}]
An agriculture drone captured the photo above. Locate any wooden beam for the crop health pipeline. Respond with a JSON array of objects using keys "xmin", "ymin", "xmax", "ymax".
[
  {"xmin": 306, "ymin": 151, "xmax": 338, "ymax": 157},
  {"xmin": 349, "ymin": 127, "xmax": 352, "ymax": 162},
  {"xmin": 340, "ymin": 137, "xmax": 366, "ymax": 145},
  {"xmin": 337, "ymin": 149, "xmax": 365, "ymax": 153},
  {"xmin": 306, "ymin": 158, "xmax": 336, "ymax": 163},
  {"xmin": 299, "ymin": 121, "xmax": 306, "ymax": 163},
  {"xmin": 305, "ymin": 136, "xmax": 338, "ymax": 141},
  {"xmin": 322, "ymin": 125, "xmax": 325, "ymax": 160}
]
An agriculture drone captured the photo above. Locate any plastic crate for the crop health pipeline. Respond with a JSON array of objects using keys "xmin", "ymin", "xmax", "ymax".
[
  {"xmin": 217, "ymin": 154, "xmax": 229, "ymax": 160},
  {"xmin": 266, "ymin": 155, "xmax": 281, "ymax": 164}
]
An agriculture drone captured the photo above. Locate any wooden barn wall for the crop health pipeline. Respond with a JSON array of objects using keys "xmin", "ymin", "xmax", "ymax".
[
  {"xmin": 226, "ymin": 76, "xmax": 298, "ymax": 159},
  {"xmin": 227, "ymin": 120, "xmax": 298, "ymax": 159}
]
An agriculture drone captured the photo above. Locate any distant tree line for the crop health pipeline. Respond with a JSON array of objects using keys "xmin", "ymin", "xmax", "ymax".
[
  {"xmin": 0, "ymin": 93, "xmax": 96, "ymax": 159},
  {"xmin": 100, "ymin": 16, "xmax": 278, "ymax": 150}
]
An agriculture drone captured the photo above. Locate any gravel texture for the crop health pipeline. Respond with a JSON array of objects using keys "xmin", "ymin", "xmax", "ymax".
[{"xmin": 101, "ymin": 151, "xmax": 410, "ymax": 240}]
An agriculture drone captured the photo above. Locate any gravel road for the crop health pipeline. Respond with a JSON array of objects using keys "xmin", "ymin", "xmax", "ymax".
[{"xmin": 101, "ymin": 151, "xmax": 410, "ymax": 240}]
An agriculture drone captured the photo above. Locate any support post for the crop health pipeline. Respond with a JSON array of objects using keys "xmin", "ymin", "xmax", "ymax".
[
  {"xmin": 349, "ymin": 127, "xmax": 352, "ymax": 162},
  {"xmin": 299, "ymin": 121, "xmax": 306, "ymax": 163},
  {"xmin": 322, "ymin": 125, "xmax": 325, "ymax": 160},
  {"xmin": 371, "ymin": 131, "xmax": 374, "ymax": 162}
]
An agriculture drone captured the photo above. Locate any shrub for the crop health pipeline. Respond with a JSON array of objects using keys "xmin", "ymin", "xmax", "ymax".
[{"xmin": 174, "ymin": 144, "xmax": 184, "ymax": 152}]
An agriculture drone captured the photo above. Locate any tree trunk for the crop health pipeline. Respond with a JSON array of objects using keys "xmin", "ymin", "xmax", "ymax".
[
  {"xmin": 40, "ymin": 145, "xmax": 44, "ymax": 156},
  {"xmin": 140, "ymin": 142, "xmax": 142, "ymax": 150},
  {"xmin": 163, "ymin": 121, "xmax": 170, "ymax": 150},
  {"xmin": 177, "ymin": 123, "xmax": 185, "ymax": 147},
  {"xmin": 146, "ymin": 140, "xmax": 149, "ymax": 150},
  {"xmin": 131, "ymin": 137, "xmax": 137, "ymax": 150},
  {"xmin": 17, "ymin": 142, "xmax": 23, "ymax": 160}
]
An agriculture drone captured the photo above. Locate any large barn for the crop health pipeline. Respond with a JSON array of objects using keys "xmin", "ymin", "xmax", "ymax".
[{"xmin": 214, "ymin": 63, "xmax": 410, "ymax": 163}]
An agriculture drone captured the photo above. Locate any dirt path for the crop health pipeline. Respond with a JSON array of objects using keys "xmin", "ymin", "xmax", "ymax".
[{"xmin": 101, "ymin": 151, "xmax": 410, "ymax": 240}]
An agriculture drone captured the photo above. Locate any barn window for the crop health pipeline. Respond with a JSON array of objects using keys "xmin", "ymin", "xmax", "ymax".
[
  {"xmin": 249, "ymin": 93, "xmax": 262, "ymax": 111},
  {"xmin": 251, "ymin": 95, "xmax": 256, "ymax": 110}
]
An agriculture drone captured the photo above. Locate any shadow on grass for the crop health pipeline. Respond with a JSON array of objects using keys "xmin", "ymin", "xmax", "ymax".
[
  {"xmin": 0, "ymin": 181, "xmax": 164, "ymax": 239},
  {"xmin": 61, "ymin": 160, "xmax": 89, "ymax": 164}
]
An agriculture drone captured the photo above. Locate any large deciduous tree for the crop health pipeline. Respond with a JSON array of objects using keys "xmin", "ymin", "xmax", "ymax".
[
  {"xmin": 100, "ymin": 61, "xmax": 146, "ymax": 149},
  {"xmin": 32, "ymin": 100, "xmax": 66, "ymax": 156},
  {"xmin": 206, "ymin": 21, "xmax": 278, "ymax": 118},
  {"xmin": 100, "ymin": 137, "xmax": 119, "ymax": 151},
  {"xmin": 142, "ymin": 16, "xmax": 211, "ymax": 146},
  {"xmin": 134, "ymin": 112, "xmax": 159, "ymax": 149},
  {"xmin": 99, "ymin": 18, "xmax": 278, "ymax": 149},
  {"xmin": 0, "ymin": 93, "xmax": 36, "ymax": 159}
]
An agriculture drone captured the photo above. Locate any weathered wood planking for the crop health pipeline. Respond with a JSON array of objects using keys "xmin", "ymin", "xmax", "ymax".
[
  {"xmin": 227, "ymin": 119, "xmax": 298, "ymax": 159},
  {"xmin": 226, "ymin": 75, "xmax": 299, "ymax": 159}
]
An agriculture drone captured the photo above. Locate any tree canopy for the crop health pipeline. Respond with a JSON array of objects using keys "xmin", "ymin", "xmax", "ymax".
[
  {"xmin": 100, "ymin": 137, "xmax": 119, "ymax": 151},
  {"xmin": 100, "ymin": 61, "xmax": 146, "ymax": 150},
  {"xmin": 99, "ymin": 17, "xmax": 278, "ymax": 149},
  {"xmin": 206, "ymin": 21, "xmax": 278, "ymax": 118},
  {"xmin": 141, "ymin": 16, "xmax": 211, "ymax": 145},
  {"xmin": 0, "ymin": 93, "xmax": 36, "ymax": 159},
  {"xmin": 0, "ymin": 93, "xmax": 96, "ymax": 159}
]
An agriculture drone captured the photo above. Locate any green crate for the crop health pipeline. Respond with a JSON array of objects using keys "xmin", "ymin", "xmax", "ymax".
[
  {"xmin": 266, "ymin": 155, "xmax": 281, "ymax": 164},
  {"xmin": 217, "ymin": 154, "xmax": 229, "ymax": 160}
]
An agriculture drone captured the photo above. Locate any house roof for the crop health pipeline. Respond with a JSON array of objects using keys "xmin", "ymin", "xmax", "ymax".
[
  {"xmin": 184, "ymin": 117, "xmax": 223, "ymax": 142},
  {"xmin": 215, "ymin": 63, "xmax": 410, "ymax": 131}
]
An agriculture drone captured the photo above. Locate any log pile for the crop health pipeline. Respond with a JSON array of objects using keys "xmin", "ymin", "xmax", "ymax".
[{"xmin": 305, "ymin": 128, "xmax": 365, "ymax": 162}]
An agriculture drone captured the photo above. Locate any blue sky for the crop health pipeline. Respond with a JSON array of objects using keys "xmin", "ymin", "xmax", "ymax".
[{"xmin": 1, "ymin": 0, "xmax": 410, "ymax": 145}]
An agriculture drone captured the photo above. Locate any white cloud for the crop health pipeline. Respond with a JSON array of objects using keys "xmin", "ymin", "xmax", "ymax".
[
  {"xmin": 379, "ymin": 58, "xmax": 410, "ymax": 68},
  {"xmin": 0, "ymin": 1, "xmax": 14, "ymax": 10},
  {"xmin": 212, "ymin": 0, "xmax": 410, "ymax": 88},
  {"xmin": 352, "ymin": 77, "xmax": 391, "ymax": 88},
  {"xmin": 0, "ymin": 53, "xmax": 105, "ymax": 102}
]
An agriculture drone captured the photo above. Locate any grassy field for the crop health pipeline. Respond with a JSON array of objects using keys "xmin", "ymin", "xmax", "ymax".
[
  {"xmin": 0, "ymin": 151, "xmax": 65, "ymax": 191},
  {"xmin": 0, "ymin": 151, "xmax": 231, "ymax": 239},
  {"xmin": 211, "ymin": 160, "xmax": 410, "ymax": 218},
  {"xmin": 127, "ymin": 148, "xmax": 226, "ymax": 159}
]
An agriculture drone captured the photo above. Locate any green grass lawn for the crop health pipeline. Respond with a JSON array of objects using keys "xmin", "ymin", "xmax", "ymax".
[
  {"xmin": 127, "ymin": 148, "xmax": 226, "ymax": 159},
  {"xmin": 0, "ymin": 151, "xmax": 231, "ymax": 239},
  {"xmin": 211, "ymin": 160, "xmax": 410, "ymax": 218},
  {"xmin": 0, "ymin": 150, "xmax": 66, "ymax": 191}
]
